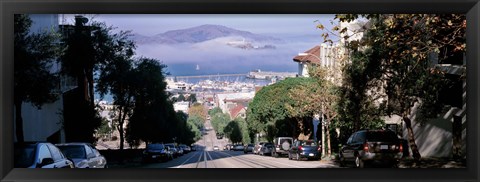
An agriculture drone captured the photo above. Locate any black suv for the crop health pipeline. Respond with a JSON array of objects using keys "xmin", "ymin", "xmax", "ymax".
[{"xmin": 339, "ymin": 129, "xmax": 403, "ymax": 168}]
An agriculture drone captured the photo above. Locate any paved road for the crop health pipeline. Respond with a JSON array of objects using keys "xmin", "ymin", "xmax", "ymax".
[{"xmin": 138, "ymin": 119, "xmax": 338, "ymax": 168}]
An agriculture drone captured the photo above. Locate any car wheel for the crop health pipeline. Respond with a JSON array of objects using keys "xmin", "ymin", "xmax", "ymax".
[
  {"xmin": 274, "ymin": 152, "xmax": 278, "ymax": 158},
  {"xmin": 288, "ymin": 153, "xmax": 292, "ymax": 160},
  {"xmin": 355, "ymin": 156, "xmax": 365, "ymax": 168}
]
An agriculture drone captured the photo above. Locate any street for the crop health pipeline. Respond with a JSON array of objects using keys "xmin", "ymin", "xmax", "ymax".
[{"xmin": 136, "ymin": 118, "xmax": 338, "ymax": 168}]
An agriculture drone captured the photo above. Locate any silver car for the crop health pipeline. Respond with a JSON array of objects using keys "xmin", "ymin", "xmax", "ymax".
[
  {"xmin": 56, "ymin": 143, "xmax": 108, "ymax": 168},
  {"xmin": 14, "ymin": 142, "xmax": 75, "ymax": 168}
]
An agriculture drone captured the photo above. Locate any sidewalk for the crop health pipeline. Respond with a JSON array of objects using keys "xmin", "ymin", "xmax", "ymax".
[{"xmin": 398, "ymin": 157, "xmax": 466, "ymax": 168}]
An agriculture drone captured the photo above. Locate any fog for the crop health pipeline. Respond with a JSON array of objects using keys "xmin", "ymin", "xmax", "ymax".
[{"xmin": 134, "ymin": 34, "xmax": 321, "ymax": 76}]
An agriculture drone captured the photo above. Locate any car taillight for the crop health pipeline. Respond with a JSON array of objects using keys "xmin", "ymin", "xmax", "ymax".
[
  {"xmin": 363, "ymin": 143, "xmax": 369, "ymax": 152},
  {"xmin": 399, "ymin": 144, "xmax": 403, "ymax": 152},
  {"xmin": 298, "ymin": 146, "xmax": 303, "ymax": 150}
]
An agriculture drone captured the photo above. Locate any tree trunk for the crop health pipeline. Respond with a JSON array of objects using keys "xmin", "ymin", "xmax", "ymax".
[
  {"xmin": 117, "ymin": 108, "xmax": 124, "ymax": 150},
  {"xmin": 87, "ymin": 69, "xmax": 95, "ymax": 107},
  {"xmin": 15, "ymin": 100, "xmax": 24, "ymax": 143},
  {"xmin": 403, "ymin": 116, "xmax": 421, "ymax": 161},
  {"xmin": 326, "ymin": 116, "xmax": 332, "ymax": 157}
]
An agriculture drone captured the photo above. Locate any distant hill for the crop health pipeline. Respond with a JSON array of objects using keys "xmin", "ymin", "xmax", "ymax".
[{"xmin": 131, "ymin": 24, "xmax": 282, "ymax": 44}]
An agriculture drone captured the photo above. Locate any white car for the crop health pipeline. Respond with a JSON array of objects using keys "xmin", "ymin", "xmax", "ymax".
[{"xmin": 213, "ymin": 146, "xmax": 220, "ymax": 151}]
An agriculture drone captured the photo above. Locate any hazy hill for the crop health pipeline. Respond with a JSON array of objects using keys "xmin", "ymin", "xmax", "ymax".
[{"xmin": 131, "ymin": 24, "xmax": 282, "ymax": 44}]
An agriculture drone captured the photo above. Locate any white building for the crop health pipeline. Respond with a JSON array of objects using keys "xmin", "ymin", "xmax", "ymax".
[{"xmin": 173, "ymin": 101, "xmax": 190, "ymax": 113}]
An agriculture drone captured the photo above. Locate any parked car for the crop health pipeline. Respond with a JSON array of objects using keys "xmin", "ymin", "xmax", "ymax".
[
  {"xmin": 14, "ymin": 142, "xmax": 75, "ymax": 168},
  {"xmin": 141, "ymin": 143, "xmax": 173, "ymax": 163},
  {"xmin": 179, "ymin": 144, "xmax": 191, "ymax": 154},
  {"xmin": 223, "ymin": 144, "xmax": 231, "ymax": 150},
  {"xmin": 191, "ymin": 144, "xmax": 197, "ymax": 151},
  {"xmin": 213, "ymin": 146, "xmax": 220, "ymax": 151},
  {"xmin": 338, "ymin": 129, "xmax": 403, "ymax": 168},
  {"xmin": 244, "ymin": 143, "xmax": 255, "ymax": 153},
  {"xmin": 56, "ymin": 143, "xmax": 108, "ymax": 168},
  {"xmin": 272, "ymin": 137, "xmax": 293, "ymax": 157},
  {"xmin": 216, "ymin": 133, "xmax": 224, "ymax": 139},
  {"xmin": 164, "ymin": 143, "xmax": 180, "ymax": 158},
  {"xmin": 233, "ymin": 144, "xmax": 244, "ymax": 151},
  {"xmin": 288, "ymin": 140, "xmax": 321, "ymax": 161},
  {"xmin": 259, "ymin": 143, "xmax": 274, "ymax": 156},
  {"xmin": 253, "ymin": 142, "xmax": 266, "ymax": 154}
]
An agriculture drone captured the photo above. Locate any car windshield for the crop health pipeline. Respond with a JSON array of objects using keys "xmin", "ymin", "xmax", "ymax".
[
  {"xmin": 147, "ymin": 144, "xmax": 164, "ymax": 150},
  {"xmin": 14, "ymin": 144, "xmax": 36, "ymax": 168},
  {"xmin": 367, "ymin": 131, "xmax": 399, "ymax": 142},
  {"xmin": 57, "ymin": 145, "xmax": 86, "ymax": 159},
  {"xmin": 301, "ymin": 141, "xmax": 317, "ymax": 146},
  {"xmin": 264, "ymin": 143, "xmax": 274, "ymax": 147}
]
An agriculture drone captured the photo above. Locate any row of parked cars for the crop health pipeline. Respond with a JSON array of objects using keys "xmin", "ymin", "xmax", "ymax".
[
  {"xmin": 14, "ymin": 142, "xmax": 107, "ymax": 168},
  {"xmin": 238, "ymin": 129, "xmax": 405, "ymax": 167},
  {"xmin": 141, "ymin": 143, "xmax": 194, "ymax": 163},
  {"xmin": 244, "ymin": 137, "xmax": 322, "ymax": 161}
]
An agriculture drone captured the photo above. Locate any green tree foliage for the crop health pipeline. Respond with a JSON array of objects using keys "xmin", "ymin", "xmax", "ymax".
[
  {"xmin": 210, "ymin": 112, "xmax": 230, "ymax": 135},
  {"xmin": 208, "ymin": 107, "xmax": 223, "ymax": 116},
  {"xmin": 177, "ymin": 94, "xmax": 186, "ymax": 101},
  {"xmin": 187, "ymin": 115, "xmax": 205, "ymax": 131},
  {"xmin": 320, "ymin": 14, "xmax": 466, "ymax": 161},
  {"xmin": 127, "ymin": 58, "xmax": 174, "ymax": 144},
  {"xmin": 224, "ymin": 118, "xmax": 251, "ymax": 144},
  {"xmin": 246, "ymin": 77, "xmax": 318, "ymax": 141},
  {"xmin": 187, "ymin": 93, "xmax": 198, "ymax": 103},
  {"xmin": 95, "ymin": 27, "xmax": 136, "ymax": 150},
  {"xmin": 14, "ymin": 14, "xmax": 62, "ymax": 142}
]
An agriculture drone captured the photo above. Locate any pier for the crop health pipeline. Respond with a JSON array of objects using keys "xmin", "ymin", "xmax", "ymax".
[{"xmin": 167, "ymin": 73, "xmax": 246, "ymax": 79}]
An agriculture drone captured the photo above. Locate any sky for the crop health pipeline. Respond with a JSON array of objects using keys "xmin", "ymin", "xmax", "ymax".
[{"xmin": 61, "ymin": 14, "xmax": 336, "ymax": 75}]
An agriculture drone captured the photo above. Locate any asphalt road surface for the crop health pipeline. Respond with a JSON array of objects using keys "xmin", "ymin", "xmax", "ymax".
[{"xmin": 138, "ymin": 119, "xmax": 338, "ymax": 168}]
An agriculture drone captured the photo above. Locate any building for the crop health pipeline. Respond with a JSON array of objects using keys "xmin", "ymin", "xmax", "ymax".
[
  {"xmin": 292, "ymin": 19, "xmax": 466, "ymax": 158},
  {"xmin": 173, "ymin": 101, "xmax": 190, "ymax": 113},
  {"xmin": 13, "ymin": 14, "xmax": 76, "ymax": 143}
]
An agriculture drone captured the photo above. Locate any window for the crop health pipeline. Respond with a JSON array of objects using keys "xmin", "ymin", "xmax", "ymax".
[
  {"xmin": 84, "ymin": 145, "xmax": 94, "ymax": 157},
  {"xmin": 37, "ymin": 145, "xmax": 53, "ymax": 162},
  {"xmin": 47, "ymin": 144, "xmax": 63, "ymax": 162}
]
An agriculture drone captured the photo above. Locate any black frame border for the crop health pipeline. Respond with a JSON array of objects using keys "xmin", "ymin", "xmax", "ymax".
[{"xmin": 1, "ymin": 0, "xmax": 479, "ymax": 182}]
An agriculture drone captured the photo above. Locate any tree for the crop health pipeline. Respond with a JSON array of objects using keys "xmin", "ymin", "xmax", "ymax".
[
  {"xmin": 224, "ymin": 120, "xmax": 242, "ymax": 144},
  {"xmin": 246, "ymin": 78, "xmax": 317, "ymax": 141},
  {"xmin": 187, "ymin": 93, "xmax": 198, "ymax": 103},
  {"xmin": 188, "ymin": 103, "xmax": 207, "ymax": 122},
  {"xmin": 14, "ymin": 14, "xmax": 62, "ymax": 142},
  {"xmin": 177, "ymin": 94, "xmax": 186, "ymax": 101},
  {"xmin": 210, "ymin": 112, "xmax": 230, "ymax": 135},
  {"xmin": 127, "ymin": 58, "xmax": 173, "ymax": 144},
  {"xmin": 208, "ymin": 107, "xmax": 223, "ymax": 116},
  {"xmin": 187, "ymin": 115, "xmax": 205, "ymax": 131},
  {"xmin": 320, "ymin": 14, "xmax": 466, "ymax": 161}
]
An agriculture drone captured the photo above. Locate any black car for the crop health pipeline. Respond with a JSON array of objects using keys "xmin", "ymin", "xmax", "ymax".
[
  {"xmin": 338, "ymin": 129, "xmax": 403, "ymax": 168},
  {"xmin": 288, "ymin": 140, "xmax": 321, "ymax": 161},
  {"xmin": 14, "ymin": 142, "xmax": 75, "ymax": 168},
  {"xmin": 244, "ymin": 144, "xmax": 254, "ymax": 153},
  {"xmin": 142, "ymin": 143, "xmax": 173, "ymax": 163}
]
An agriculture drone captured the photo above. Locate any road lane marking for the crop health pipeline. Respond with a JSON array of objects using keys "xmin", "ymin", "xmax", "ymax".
[
  {"xmin": 244, "ymin": 154, "xmax": 302, "ymax": 168},
  {"xmin": 206, "ymin": 151, "xmax": 217, "ymax": 168},
  {"xmin": 218, "ymin": 151, "xmax": 274, "ymax": 168},
  {"xmin": 204, "ymin": 150, "xmax": 207, "ymax": 168},
  {"xmin": 195, "ymin": 151, "xmax": 204, "ymax": 168},
  {"xmin": 176, "ymin": 151, "xmax": 201, "ymax": 168}
]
